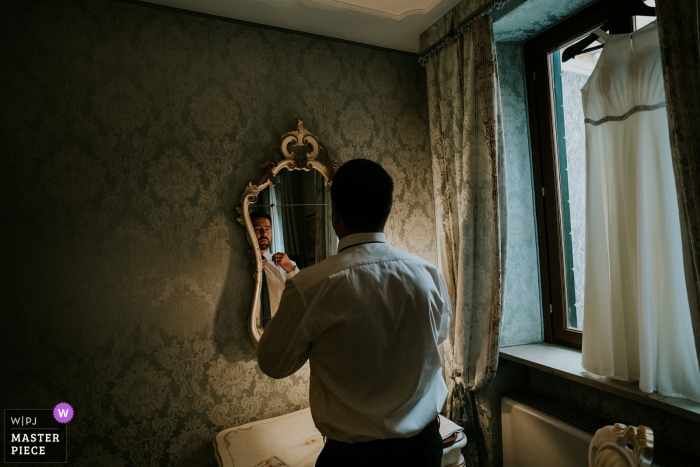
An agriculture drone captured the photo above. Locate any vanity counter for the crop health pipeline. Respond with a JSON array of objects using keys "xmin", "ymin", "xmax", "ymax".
[{"xmin": 214, "ymin": 408, "xmax": 324, "ymax": 467}]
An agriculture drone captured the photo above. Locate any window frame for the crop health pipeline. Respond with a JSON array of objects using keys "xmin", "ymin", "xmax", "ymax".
[{"xmin": 524, "ymin": 1, "xmax": 634, "ymax": 349}]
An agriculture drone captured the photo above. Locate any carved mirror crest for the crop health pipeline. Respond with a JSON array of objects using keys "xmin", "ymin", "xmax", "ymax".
[{"xmin": 237, "ymin": 118, "xmax": 339, "ymax": 345}]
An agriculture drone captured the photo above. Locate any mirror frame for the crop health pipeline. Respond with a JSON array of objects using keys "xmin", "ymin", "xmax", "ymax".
[{"xmin": 236, "ymin": 118, "xmax": 338, "ymax": 346}]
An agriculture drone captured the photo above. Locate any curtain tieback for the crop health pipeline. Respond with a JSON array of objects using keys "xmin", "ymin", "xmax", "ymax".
[{"xmin": 451, "ymin": 362, "xmax": 462, "ymax": 378}]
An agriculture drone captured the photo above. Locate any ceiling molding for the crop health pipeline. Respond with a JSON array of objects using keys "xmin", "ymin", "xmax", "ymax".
[
  {"xmin": 310, "ymin": 0, "xmax": 444, "ymax": 21},
  {"xmin": 140, "ymin": 0, "xmax": 463, "ymax": 52}
]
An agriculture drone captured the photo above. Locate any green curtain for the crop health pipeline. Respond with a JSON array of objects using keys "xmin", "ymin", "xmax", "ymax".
[
  {"xmin": 421, "ymin": 1, "xmax": 505, "ymax": 465},
  {"xmin": 657, "ymin": 0, "xmax": 700, "ymax": 370}
]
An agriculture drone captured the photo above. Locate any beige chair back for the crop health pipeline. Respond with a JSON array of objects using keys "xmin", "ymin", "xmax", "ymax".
[{"xmin": 588, "ymin": 423, "xmax": 653, "ymax": 467}]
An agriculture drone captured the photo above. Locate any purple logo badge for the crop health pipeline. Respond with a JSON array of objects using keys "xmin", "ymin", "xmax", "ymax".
[{"xmin": 53, "ymin": 403, "xmax": 73, "ymax": 423}]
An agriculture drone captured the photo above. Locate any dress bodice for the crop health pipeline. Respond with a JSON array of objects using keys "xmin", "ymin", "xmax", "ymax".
[{"xmin": 582, "ymin": 21, "xmax": 665, "ymax": 124}]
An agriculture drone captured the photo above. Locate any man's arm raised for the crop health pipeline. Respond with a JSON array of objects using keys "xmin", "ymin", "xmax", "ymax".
[{"xmin": 257, "ymin": 279, "xmax": 310, "ymax": 378}]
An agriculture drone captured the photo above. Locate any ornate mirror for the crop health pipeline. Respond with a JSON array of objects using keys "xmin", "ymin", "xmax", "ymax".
[{"xmin": 237, "ymin": 119, "xmax": 338, "ymax": 345}]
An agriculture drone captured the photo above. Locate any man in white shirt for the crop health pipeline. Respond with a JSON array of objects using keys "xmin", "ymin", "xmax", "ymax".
[
  {"xmin": 250, "ymin": 211, "xmax": 300, "ymax": 327},
  {"xmin": 258, "ymin": 159, "xmax": 451, "ymax": 466}
]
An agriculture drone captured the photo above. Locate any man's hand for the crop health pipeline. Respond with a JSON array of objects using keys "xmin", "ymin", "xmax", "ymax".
[{"xmin": 271, "ymin": 252, "xmax": 295, "ymax": 273}]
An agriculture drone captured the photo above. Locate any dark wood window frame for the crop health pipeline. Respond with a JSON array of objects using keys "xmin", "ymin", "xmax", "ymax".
[{"xmin": 524, "ymin": 1, "xmax": 634, "ymax": 348}]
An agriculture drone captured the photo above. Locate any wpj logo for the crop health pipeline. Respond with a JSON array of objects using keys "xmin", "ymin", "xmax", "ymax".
[
  {"xmin": 4, "ymin": 404, "xmax": 71, "ymax": 463},
  {"xmin": 9, "ymin": 416, "xmax": 39, "ymax": 426}
]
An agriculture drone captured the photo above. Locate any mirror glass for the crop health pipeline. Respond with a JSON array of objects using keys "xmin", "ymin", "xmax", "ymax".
[{"xmin": 248, "ymin": 169, "xmax": 338, "ymax": 328}]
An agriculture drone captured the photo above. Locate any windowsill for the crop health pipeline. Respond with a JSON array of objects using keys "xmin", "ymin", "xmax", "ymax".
[{"xmin": 500, "ymin": 342, "xmax": 700, "ymax": 423}]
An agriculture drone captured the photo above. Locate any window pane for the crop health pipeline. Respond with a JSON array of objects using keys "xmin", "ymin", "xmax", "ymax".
[
  {"xmin": 635, "ymin": 0, "xmax": 656, "ymax": 30},
  {"xmin": 549, "ymin": 45, "xmax": 600, "ymax": 331},
  {"xmin": 547, "ymin": 4, "xmax": 655, "ymax": 332}
]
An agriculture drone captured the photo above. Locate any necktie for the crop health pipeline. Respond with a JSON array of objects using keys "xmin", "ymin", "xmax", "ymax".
[{"xmin": 260, "ymin": 269, "xmax": 272, "ymax": 328}]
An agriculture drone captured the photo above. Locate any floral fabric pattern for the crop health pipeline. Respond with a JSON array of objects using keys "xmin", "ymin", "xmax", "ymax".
[
  {"xmin": 657, "ymin": 0, "xmax": 700, "ymax": 370},
  {"xmin": 0, "ymin": 0, "xmax": 437, "ymax": 465},
  {"xmin": 425, "ymin": 14, "xmax": 504, "ymax": 467},
  {"xmin": 419, "ymin": 0, "xmax": 505, "ymax": 63}
]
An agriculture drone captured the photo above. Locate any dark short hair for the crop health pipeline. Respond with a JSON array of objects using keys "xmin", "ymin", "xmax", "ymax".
[
  {"xmin": 249, "ymin": 211, "xmax": 272, "ymax": 223},
  {"xmin": 331, "ymin": 159, "xmax": 393, "ymax": 232}
]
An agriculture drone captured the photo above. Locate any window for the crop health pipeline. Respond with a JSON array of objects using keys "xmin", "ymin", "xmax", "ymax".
[{"xmin": 524, "ymin": 1, "xmax": 655, "ymax": 348}]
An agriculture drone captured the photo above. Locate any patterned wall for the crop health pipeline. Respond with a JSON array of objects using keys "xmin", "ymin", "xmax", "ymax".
[
  {"xmin": 486, "ymin": 2, "xmax": 689, "ymax": 465},
  {"xmin": 496, "ymin": 42, "xmax": 544, "ymax": 347},
  {"xmin": 493, "ymin": 0, "xmax": 598, "ymax": 42},
  {"xmin": 492, "ymin": 0, "xmax": 608, "ymax": 347},
  {"xmin": 0, "ymin": 0, "xmax": 436, "ymax": 465}
]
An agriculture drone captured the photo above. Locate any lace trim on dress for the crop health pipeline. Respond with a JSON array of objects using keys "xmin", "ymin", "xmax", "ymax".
[{"xmin": 584, "ymin": 101, "xmax": 667, "ymax": 126}]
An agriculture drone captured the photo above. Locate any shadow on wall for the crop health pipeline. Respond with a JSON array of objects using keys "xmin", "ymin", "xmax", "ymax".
[
  {"xmin": 0, "ymin": 0, "xmax": 434, "ymax": 464},
  {"xmin": 211, "ymin": 136, "xmax": 278, "ymax": 359}
]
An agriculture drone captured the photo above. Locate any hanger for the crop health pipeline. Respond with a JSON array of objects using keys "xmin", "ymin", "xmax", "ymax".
[{"xmin": 561, "ymin": 0, "xmax": 656, "ymax": 62}]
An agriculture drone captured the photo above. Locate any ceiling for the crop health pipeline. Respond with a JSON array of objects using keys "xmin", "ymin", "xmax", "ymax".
[{"xmin": 142, "ymin": 0, "xmax": 464, "ymax": 53}]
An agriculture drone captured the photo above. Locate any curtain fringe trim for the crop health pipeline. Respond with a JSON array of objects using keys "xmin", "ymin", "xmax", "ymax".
[{"xmin": 417, "ymin": 0, "xmax": 506, "ymax": 66}]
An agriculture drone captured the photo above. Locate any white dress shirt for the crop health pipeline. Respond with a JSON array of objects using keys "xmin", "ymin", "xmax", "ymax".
[
  {"xmin": 258, "ymin": 232, "xmax": 451, "ymax": 443},
  {"xmin": 262, "ymin": 250, "xmax": 299, "ymax": 318}
]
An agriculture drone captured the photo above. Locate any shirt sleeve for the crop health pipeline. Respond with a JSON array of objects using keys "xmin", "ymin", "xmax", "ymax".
[
  {"xmin": 257, "ymin": 278, "xmax": 310, "ymax": 378},
  {"xmin": 286, "ymin": 264, "xmax": 300, "ymax": 279}
]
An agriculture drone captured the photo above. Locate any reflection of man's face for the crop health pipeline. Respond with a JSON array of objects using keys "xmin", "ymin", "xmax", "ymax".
[{"xmin": 252, "ymin": 217, "xmax": 272, "ymax": 253}]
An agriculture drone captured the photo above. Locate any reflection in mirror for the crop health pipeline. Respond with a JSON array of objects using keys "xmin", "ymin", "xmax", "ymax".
[
  {"xmin": 249, "ymin": 170, "xmax": 337, "ymax": 327},
  {"xmin": 238, "ymin": 118, "xmax": 339, "ymax": 345}
]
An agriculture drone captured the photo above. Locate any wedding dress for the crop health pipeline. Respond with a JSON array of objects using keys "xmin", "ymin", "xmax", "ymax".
[{"xmin": 580, "ymin": 21, "xmax": 700, "ymax": 401}]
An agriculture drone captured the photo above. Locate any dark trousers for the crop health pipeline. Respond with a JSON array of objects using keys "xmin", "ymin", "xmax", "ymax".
[{"xmin": 315, "ymin": 431, "xmax": 443, "ymax": 467}]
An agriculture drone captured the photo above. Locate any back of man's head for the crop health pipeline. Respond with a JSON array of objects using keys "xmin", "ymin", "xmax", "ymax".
[{"xmin": 331, "ymin": 159, "xmax": 393, "ymax": 233}]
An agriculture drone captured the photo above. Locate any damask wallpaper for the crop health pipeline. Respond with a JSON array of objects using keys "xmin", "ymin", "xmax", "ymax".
[
  {"xmin": 493, "ymin": 0, "xmax": 598, "ymax": 41},
  {"xmin": 492, "ymin": 0, "xmax": 609, "ymax": 346},
  {"xmin": 496, "ymin": 42, "xmax": 544, "ymax": 347},
  {"xmin": 0, "ymin": 0, "xmax": 436, "ymax": 465}
]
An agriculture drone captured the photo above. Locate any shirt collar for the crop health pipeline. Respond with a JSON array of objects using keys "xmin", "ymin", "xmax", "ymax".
[{"xmin": 337, "ymin": 232, "xmax": 386, "ymax": 252}]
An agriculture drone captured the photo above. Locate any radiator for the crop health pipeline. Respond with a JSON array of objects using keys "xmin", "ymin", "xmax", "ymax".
[
  {"xmin": 501, "ymin": 396, "xmax": 592, "ymax": 467},
  {"xmin": 501, "ymin": 390, "xmax": 700, "ymax": 467}
]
